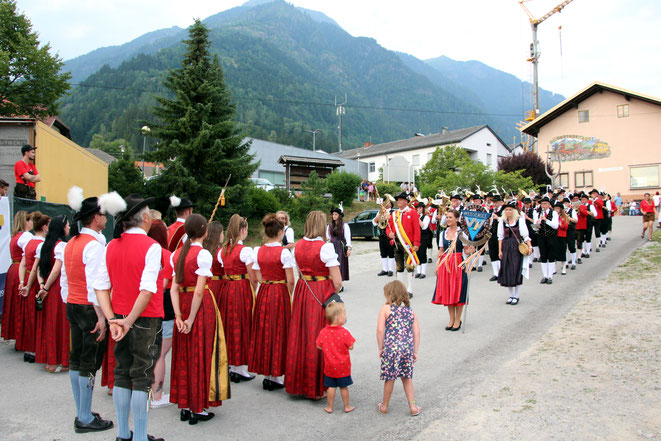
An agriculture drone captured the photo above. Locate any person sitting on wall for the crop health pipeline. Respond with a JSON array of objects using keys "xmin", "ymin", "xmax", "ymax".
[{"xmin": 14, "ymin": 144, "xmax": 41, "ymax": 200}]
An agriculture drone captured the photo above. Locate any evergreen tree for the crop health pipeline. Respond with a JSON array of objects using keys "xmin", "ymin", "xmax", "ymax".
[
  {"xmin": 0, "ymin": 0, "xmax": 71, "ymax": 118},
  {"xmin": 149, "ymin": 19, "xmax": 257, "ymax": 217}
]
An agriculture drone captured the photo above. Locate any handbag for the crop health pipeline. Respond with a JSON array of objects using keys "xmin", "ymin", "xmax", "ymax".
[{"xmin": 507, "ymin": 223, "xmax": 529, "ymax": 255}]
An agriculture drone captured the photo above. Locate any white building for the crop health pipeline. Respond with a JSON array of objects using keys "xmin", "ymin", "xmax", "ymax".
[{"xmin": 334, "ymin": 125, "xmax": 511, "ymax": 183}]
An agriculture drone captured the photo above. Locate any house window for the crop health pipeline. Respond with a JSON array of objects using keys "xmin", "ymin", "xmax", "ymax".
[
  {"xmin": 630, "ymin": 164, "xmax": 660, "ymax": 189},
  {"xmin": 486, "ymin": 153, "xmax": 492, "ymax": 166},
  {"xmin": 559, "ymin": 173, "xmax": 569, "ymax": 188},
  {"xmin": 617, "ymin": 104, "xmax": 629, "ymax": 118},
  {"xmin": 369, "ymin": 162, "xmax": 375, "ymax": 173},
  {"xmin": 578, "ymin": 110, "xmax": 589, "ymax": 123},
  {"xmin": 412, "ymin": 154, "xmax": 420, "ymax": 166},
  {"xmin": 427, "ymin": 152, "xmax": 433, "ymax": 162},
  {"xmin": 575, "ymin": 171, "xmax": 593, "ymax": 188}
]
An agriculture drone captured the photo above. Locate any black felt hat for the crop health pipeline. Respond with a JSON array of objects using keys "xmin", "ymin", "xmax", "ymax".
[
  {"xmin": 450, "ymin": 193, "xmax": 462, "ymax": 201},
  {"xmin": 394, "ymin": 192, "xmax": 409, "ymax": 201},
  {"xmin": 73, "ymin": 197, "xmax": 101, "ymax": 222},
  {"xmin": 492, "ymin": 195, "xmax": 502, "ymax": 202},
  {"xmin": 116, "ymin": 194, "xmax": 155, "ymax": 224},
  {"xmin": 540, "ymin": 196, "xmax": 551, "ymax": 203},
  {"xmin": 178, "ymin": 197, "xmax": 195, "ymax": 209},
  {"xmin": 504, "ymin": 200, "xmax": 518, "ymax": 208},
  {"xmin": 580, "ymin": 192, "xmax": 589, "ymax": 199},
  {"xmin": 589, "ymin": 188, "xmax": 599, "ymax": 195},
  {"xmin": 472, "ymin": 194, "xmax": 482, "ymax": 200},
  {"xmin": 331, "ymin": 207, "xmax": 344, "ymax": 216},
  {"xmin": 522, "ymin": 197, "xmax": 532, "ymax": 203}
]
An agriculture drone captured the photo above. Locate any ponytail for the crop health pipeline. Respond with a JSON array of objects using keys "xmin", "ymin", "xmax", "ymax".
[{"xmin": 175, "ymin": 238, "xmax": 192, "ymax": 285}]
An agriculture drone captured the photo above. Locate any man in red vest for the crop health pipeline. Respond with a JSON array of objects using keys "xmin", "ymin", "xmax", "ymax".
[
  {"xmin": 95, "ymin": 194, "xmax": 164, "ymax": 441},
  {"xmin": 590, "ymin": 189, "xmax": 604, "ymax": 253},
  {"xmin": 167, "ymin": 195, "xmax": 195, "ymax": 251},
  {"xmin": 386, "ymin": 192, "xmax": 420, "ymax": 297},
  {"xmin": 62, "ymin": 190, "xmax": 116, "ymax": 434}
]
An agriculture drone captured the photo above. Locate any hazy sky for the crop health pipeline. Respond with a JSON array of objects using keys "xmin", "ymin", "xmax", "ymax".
[{"xmin": 15, "ymin": 0, "xmax": 661, "ymax": 100}]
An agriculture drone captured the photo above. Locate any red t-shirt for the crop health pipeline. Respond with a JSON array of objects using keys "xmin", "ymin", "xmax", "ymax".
[
  {"xmin": 14, "ymin": 161, "xmax": 38, "ymax": 187},
  {"xmin": 315, "ymin": 325, "xmax": 355, "ymax": 378},
  {"xmin": 641, "ymin": 200, "xmax": 655, "ymax": 214}
]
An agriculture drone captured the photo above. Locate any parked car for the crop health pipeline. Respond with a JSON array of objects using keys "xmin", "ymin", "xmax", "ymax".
[
  {"xmin": 249, "ymin": 177, "xmax": 275, "ymax": 191},
  {"xmin": 346, "ymin": 209, "xmax": 380, "ymax": 239}
]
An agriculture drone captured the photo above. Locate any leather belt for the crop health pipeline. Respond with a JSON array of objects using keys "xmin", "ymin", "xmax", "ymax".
[
  {"xmin": 261, "ymin": 279, "xmax": 286, "ymax": 285},
  {"xmin": 302, "ymin": 275, "xmax": 330, "ymax": 281},
  {"xmin": 225, "ymin": 274, "xmax": 247, "ymax": 281},
  {"xmin": 181, "ymin": 285, "xmax": 210, "ymax": 293}
]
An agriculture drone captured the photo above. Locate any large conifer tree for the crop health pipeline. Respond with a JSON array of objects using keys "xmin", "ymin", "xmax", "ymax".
[{"xmin": 149, "ymin": 19, "xmax": 257, "ymax": 217}]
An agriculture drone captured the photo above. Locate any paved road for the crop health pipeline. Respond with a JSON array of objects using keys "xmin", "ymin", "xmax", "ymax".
[{"xmin": 0, "ymin": 217, "xmax": 646, "ymax": 440}]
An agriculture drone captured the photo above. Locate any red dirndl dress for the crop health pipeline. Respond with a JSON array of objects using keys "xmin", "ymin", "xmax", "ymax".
[
  {"xmin": 35, "ymin": 242, "xmax": 70, "ymax": 366},
  {"xmin": 285, "ymin": 239, "xmax": 336, "ymax": 398},
  {"xmin": 1, "ymin": 233, "xmax": 26, "ymax": 341},
  {"xmin": 101, "ymin": 339, "xmax": 116, "ymax": 389},
  {"xmin": 208, "ymin": 249, "xmax": 225, "ymax": 305},
  {"xmin": 170, "ymin": 245, "xmax": 229, "ymax": 413},
  {"xmin": 218, "ymin": 244, "xmax": 254, "ymax": 366},
  {"xmin": 15, "ymin": 237, "xmax": 43, "ymax": 352},
  {"xmin": 248, "ymin": 245, "xmax": 292, "ymax": 377},
  {"xmin": 431, "ymin": 231, "xmax": 467, "ymax": 306}
]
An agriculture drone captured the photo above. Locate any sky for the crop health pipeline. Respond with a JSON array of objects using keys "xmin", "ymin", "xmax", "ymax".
[{"xmin": 15, "ymin": 0, "xmax": 661, "ymax": 100}]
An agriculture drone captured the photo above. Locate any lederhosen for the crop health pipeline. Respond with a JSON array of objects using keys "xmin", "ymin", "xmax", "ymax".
[
  {"xmin": 566, "ymin": 208, "xmax": 577, "ymax": 254},
  {"xmin": 378, "ymin": 210, "xmax": 395, "ymax": 259},
  {"xmin": 416, "ymin": 213, "xmax": 432, "ymax": 264},
  {"xmin": 601, "ymin": 203, "xmax": 611, "ymax": 235},
  {"xmin": 488, "ymin": 207, "xmax": 503, "ymax": 262},
  {"xmin": 592, "ymin": 201, "xmax": 602, "ymax": 240},
  {"xmin": 537, "ymin": 209, "xmax": 557, "ymax": 263}
]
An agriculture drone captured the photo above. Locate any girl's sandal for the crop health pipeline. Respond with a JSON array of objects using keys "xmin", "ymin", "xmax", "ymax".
[
  {"xmin": 377, "ymin": 402, "xmax": 387, "ymax": 414},
  {"xmin": 409, "ymin": 401, "xmax": 422, "ymax": 416}
]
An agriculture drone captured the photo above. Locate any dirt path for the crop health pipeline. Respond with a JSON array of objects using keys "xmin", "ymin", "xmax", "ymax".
[{"xmin": 417, "ymin": 237, "xmax": 661, "ymax": 441}]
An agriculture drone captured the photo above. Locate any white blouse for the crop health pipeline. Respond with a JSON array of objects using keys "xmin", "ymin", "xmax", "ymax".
[
  {"xmin": 17, "ymin": 231, "xmax": 33, "ymax": 252},
  {"xmin": 252, "ymin": 242, "xmax": 294, "ymax": 270},
  {"xmin": 302, "ymin": 236, "xmax": 339, "ymax": 267},
  {"xmin": 217, "ymin": 240, "xmax": 254, "ymax": 266},
  {"xmin": 498, "ymin": 217, "xmax": 530, "ymax": 242},
  {"xmin": 170, "ymin": 242, "xmax": 213, "ymax": 278},
  {"xmin": 326, "ymin": 223, "xmax": 352, "ymax": 248}
]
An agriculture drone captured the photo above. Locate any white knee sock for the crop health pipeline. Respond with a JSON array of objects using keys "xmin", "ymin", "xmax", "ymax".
[
  {"xmin": 508, "ymin": 287, "xmax": 514, "ymax": 297},
  {"xmin": 549, "ymin": 262, "xmax": 555, "ymax": 278},
  {"xmin": 381, "ymin": 258, "xmax": 388, "ymax": 272},
  {"xmin": 541, "ymin": 262, "xmax": 548, "ymax": 278},
  {"xmin": 407, "ymin": 273, "xmax": 414, "ymax": 293},
  {"xmin": 571, "ymin": 252, "xmax": 577, "ymax": 265},
  {"xmin": 478, "ymin": 255, "xmax": 485, "ymax": 266},
  {"xmin": 492, "ymin": 261, "xmax": 500, "ymax": 277},
  {"xmin": 513, "ymin": 286, "xmax": 520, "ymax": 298},
  {"xmin": 533, "ymin": 247, "xmax": 540, "ymax": 258},
  {"xmin": 388, "ymin": 258, "xmax": 395, "ymax": 272},
  {"xmin": 421, "ymin": 263, "xmax": 427, "ymax": 276},
  {"xmin": 587, "ymin": 242, "xmax": 592, "ymax": 254}
]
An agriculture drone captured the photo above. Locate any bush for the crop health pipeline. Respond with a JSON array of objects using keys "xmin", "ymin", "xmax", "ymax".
[
  {"xmin": 498, "ymin": 152, "xmax": 552, "ymax": 187},
  {"xmin": 289, "ymin": 171, "xmax": 332, "ymax": 222},
  {"xmin": 246, "ymin": 187, "xmax": 281, "ymax": 219},
  {"xmin": 270, "ymin": 188, "xmax": 293, "ymax": 207},
  {"xmin": 373, "ymin": 181, "xmax": 401, "ymax": 198},
  {"xmin": 326, "ymin": 170, "xmax": 362, "ymax": 207}
]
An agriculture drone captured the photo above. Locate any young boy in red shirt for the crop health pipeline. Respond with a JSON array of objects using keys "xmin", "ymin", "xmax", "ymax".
[{"xmin": 316, "ymin": 301, "xmax": 355, "ymax": 414}]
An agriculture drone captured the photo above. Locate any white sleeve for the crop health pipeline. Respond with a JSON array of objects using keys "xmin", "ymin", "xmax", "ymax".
[
  {"xmin": 35, "ymin": 242, "xmax": 43, "ymax": 260},
  {"xmin": 570, "ymin": 209, "xmax": 578, "ymax": 222},
  {"xmin": 217, "ymin": 250, "xmax": 223, "ymax": 267},
  {"xmin": 519, "ymin": 217, "xmax": 530, "ymax": 242},
  {"xmin": 533, "ymin": 210, "xmax": 540, "ymax": 223},
  {"xmin": 343, "ymin": 223, "xmax": 352, "ymax": 248},
  {"xmin": 170, "ymin": 252, "xmax": 176, "ymax": 278},
  {"xmin": 139, "ymin": 243, "xmax": 162, "ymax": 293},
  {"xmin": 497, "ymin": 219, "xmax": 505, "ymax": 241},
  {"xmin": 547, "ymin": 211, "xmax": 559, "ymax": 229},
  {"xmin": 60, "ymin": 245, "xmax": 69, "ymax": 302},
  {"xmin": 195, "ymin": 249, "xmax": 213, "ymax": 277},
  {"xmin": 239, "ymin": 246, "xmax": 254, "ymax": 265},
  {"xmin": 372, "ymin": 216, "xmax": 378, "ymax": 226},
  {"xmin": 251, "ymin": 246, "xmax": 261, "ymax": 271},
  {"xmin": 422, "ymin": 216, "xmax": 430, "ymax": 229},
  {"xmin": 431, "ymin": 211, "xmax": 438, "ymax": 224},
  {"xmin": 54, "ymin": 242, "xmax": 67, "ymax": 261},
  {"xmin": 285, "ymin": 227, "xmax": 295, "ymax": 244},
  {"xmin": 281, "ymin": 248, "xmax": 294, "ymax": 269},
  {"xmin": 320, "ymin": 242, "xmax": 340, "ymax": 267},
  {"xmin": 326, "ymin": 225, "xmax": 330, "ymax": 240},
  {"xmin": 87, "ymin": 241, "xmax": 107, "ymax": 305},
  {"xmin": 590, "ymin": 205, "xmax": 598, "ymax": 216},
  {"xmin": 17, "ymin": 232, "xmax": 33, "ymax": 251}
]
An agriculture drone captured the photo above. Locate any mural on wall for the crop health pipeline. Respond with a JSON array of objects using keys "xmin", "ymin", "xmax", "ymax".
[{"xmin": 548, "ymin": 135, "xmax": 611, "ymax": 162}]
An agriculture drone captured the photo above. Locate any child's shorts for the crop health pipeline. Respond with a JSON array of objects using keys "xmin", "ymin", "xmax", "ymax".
[{"xmin": 324, "ymin": 375, "xmax": 353, "ymax": 388}]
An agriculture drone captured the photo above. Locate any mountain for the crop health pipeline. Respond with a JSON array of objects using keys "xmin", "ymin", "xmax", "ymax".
[{"xmin": 58, "ymin": 0, "xmax": 561, "ymax": 153}]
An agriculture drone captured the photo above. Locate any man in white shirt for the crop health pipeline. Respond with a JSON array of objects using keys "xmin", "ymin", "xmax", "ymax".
[{"xmin": 533, "ymin": 197, "xmax": 559, "ymax": 284}]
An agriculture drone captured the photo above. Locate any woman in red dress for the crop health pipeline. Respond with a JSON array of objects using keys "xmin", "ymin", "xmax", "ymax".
[
  {"xmin": 24, "ymin": 215, "xmax": 70, "ymax": 372},
  {"xmin": 249, "ymin": 214, "xmax": 295, "ymax": 391},
  {"xmin": 203, "ymin": 221, "xmax": 225, "ymax": 304},
  {"xmin": 285, "ymin": 210, "xmax": 342, "ymax": 399},
  {"xmin": 431, "ymin": 209, "xmax": 472, "ymax": 331},
  {"xmin": 1, "ymin": 211, "xmax": 33, "ymax": 343},
  {"xmin": 16, "ymin": 212, "xmax": 49, "ymax": 362},
  {"xmin": 218, "ymin": 214, "xmax": 257, "ymax": 382},
  {"xmin": 170, "ymin": 214, "xmax": 229, "ymax": 425}
]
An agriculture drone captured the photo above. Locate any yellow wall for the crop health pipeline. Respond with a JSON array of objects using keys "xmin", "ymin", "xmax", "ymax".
[{"xmin": 34, "ymin": 121, "xmax": 108, "ymax": 203}]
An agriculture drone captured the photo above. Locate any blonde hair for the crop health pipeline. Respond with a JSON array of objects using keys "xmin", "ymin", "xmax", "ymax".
[
  {"xmin": 384, "ymin": 280, "xmax": 410, "ymax": 307},
  {"xmin": 149, "ymin": 209, "xmax": 162, "ymax": 220},
  {"xmin": 276, "ymin": 211, "xmax": 290, "ymax": 226},
  {"xmin": 325, "ymin": 301, "xmax": 345, "ymax": 323},
  {"xmin": 222, "ymin": 214, "xmax": 248, "ymax": 256},
  {"xmin": 504, "ymin": 206, "xmax": 520, "ymax": 222},
  {"xmin": 12, "ymin": 211, "xmax": 31, "ymax": 236},
  {"xmin": 303, "ymin": 210, "xmax": 327, "ymax": 240}
]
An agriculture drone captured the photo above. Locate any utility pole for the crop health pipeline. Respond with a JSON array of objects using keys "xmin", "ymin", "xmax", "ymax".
[
  {"xmin": 305, "ymin": 129, "xmax": 322, "ymax": 152},
  {"xmin": 335, "ymin": 94, "xmax": 347, "ymax": 152}
]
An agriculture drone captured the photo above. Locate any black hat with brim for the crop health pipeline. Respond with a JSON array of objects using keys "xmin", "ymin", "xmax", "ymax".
[
  {"xmin": 395, "ymin": 192, "xmax": 409, "ymax": 201},
  {"xmin": 331, "ymin": 207, "xmax": 343, "ymax": 216},
  {"xmin": 472, "ymin": 194, "xmax": 482, "ymax": 200},
  {"xmin": 589, "ymin": 188, "xmax": 599, "ymax": 195},
  {"xmin": 73, "ymin": 197, "xmax": 101, "ymax": 222},
  {"xmin": 116, "ymin": 194, "xmax": 155, "ymax": 224},
  {"xmin": 450, "ymin": 193, "xmax": 462, "ymax": 201},
  {"xmin": 178, "ymin": 197, "xmax": 195, "ymax": 209},
  {"xmin": 492, "ymin": 195, "xmax": 502, "ymax": 202},
  {"xmin": 504, "ymin": 200, "xmax": 518, "ymax": 208},
  {"xmin": 540, "ymin": 196, "xmax": 551, "ymax": 203},
  {"xmin": 580, "ymin": 192, "xmax": 589, "ymax": 199},
  {"xmin": 522, "ymin": 197, "xmax": 532, "ymax": 203}
]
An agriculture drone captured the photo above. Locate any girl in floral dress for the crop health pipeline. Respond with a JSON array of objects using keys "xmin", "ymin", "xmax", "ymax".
[{"xmin": 376, "ymin": 280, "xmax": 421, "ymax": 416}]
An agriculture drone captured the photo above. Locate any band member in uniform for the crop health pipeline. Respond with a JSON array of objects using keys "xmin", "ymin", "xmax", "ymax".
[
  {"xmin": 276, "ymin": 211, "xmax": 295, "ymax": 251},
  {"xmin": 641, "ymin": 192, "xmax": 655, "ymax": 240},
  {"xmin": 522, "ymin": 197, "xmax": 536, "ymax": 268},
  {"xmin": 249, "ymin": 214, "xmax": 295, "ymax": 391},
  {"xmin": 498, "ymin": 201, "xmax": 532, "ymax": 305},
  {"xmin": 533, "ymin": 196, "xmax": 559, "ymax": 284},
  {"xmin": 563, "ymin": 198, "xmax": 579, "ymax": 270},
  {"xmin": 167, "ymin": 196, "xmax": 195, "ymax": 252},
  {"xmin": 554, "ymin": 201, "xmax": 570, "ymax": 275},
  {"xmin": 328, "ymin": 207, "xmax": 351, "ymax": 289},
  {"xmin": 589, "ymin": 189, "xmax": 603, "ymax": 253},
  {"xmin": 415, "ymin": 202, "xmax": 432, "ymax": 279},
  {"xmin": 61, "ymin": 189, "xmax": 114, "ymax": 434},
  {"xmin": 487, "ymin": 195, "xmax": 504, "ymax": 280},
  {"xmin": 472, "ymin": 193, "xmax": 487, "ymax": 270},
  {"xmin": 599, "ymin": 192, "xmax": 612, "ymax": 246},
  {"xmin": 285, "ymin": 211, "xmax": 342, "ymax": 399},
  {"xmin": 577, "ymin": 193, "xmax": 597, "ymax": 258},
  {"xmin": 94, "ymin": 194, "xmax": 165, "ymax": 441},
  {"xmin": 427, "ymin": 198, "xmax": 438, "ymax": 258},
  {"xmin": 386, "ymin": 193, "xmax": 420, "ymax": 298},
  {"xmin": 373, "ymin": 197, "xmax": 395, "ymax": 277}
]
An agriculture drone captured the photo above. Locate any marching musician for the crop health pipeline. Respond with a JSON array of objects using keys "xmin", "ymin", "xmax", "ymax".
[
  {"xmin": 167, "ymin": 196, "xmax": 195, "ymax": 252},
  {"xmin": 563, "ymin": 197, "xmax": 579, "ymax": 271},
  {"xmin": 372, "ymin": 196, "xmax": 395, "ymax": 277},
  {"xmin": 533, "ymin": 196, "xmax": 559, "ymax": 285},
  {"xmin": 487, "ymin": 195, "xmax": 504, "ymax": 279},
  {"xmin": 589, "ymin": 189, "xmax": 604, "ymax": 253},
  {"xmin": 471, "ymin": 193, "xmax": 487, "ymax": 271},
  {"xmin": 386, "ymin": 192, "xmax": 420, "ymax": 298},
  {"xmin": 522, "ymin": 197, "xmax": 537, "ymax": 267},
  {"xmin": 415, "ymin": 202, "xmax": 432, "ymax": 279}
]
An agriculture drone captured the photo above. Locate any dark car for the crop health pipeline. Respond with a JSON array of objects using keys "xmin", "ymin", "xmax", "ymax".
[{"xmin": 346, "ymin": 209, "xmax": 380, "ymax": 239}]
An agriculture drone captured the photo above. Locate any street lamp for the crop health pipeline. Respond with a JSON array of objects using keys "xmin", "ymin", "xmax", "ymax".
[
  {"xmin": 141, "ymin": 125, "xmax": 150, "ymax": 179},
  {"xmin": 305, "ymin": 129, "xmax": 322, "ymax": 152}
]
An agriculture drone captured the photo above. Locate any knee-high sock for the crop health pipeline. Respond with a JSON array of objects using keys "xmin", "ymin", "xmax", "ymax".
[
  {"xmin": 416, "ymin": 265, "xmax": 421, "ymax": 275},
  {"xmin": 513, "ymin": 286, "xmax": 520, "ymax": 298},
  {"xmin": 587, "ymin": 242, "xmax": 592, "ymax": 254},
  {"xmin": 407, "ymin": 273, "xmax": 414, "ymax": 293},
  {"xmin": 478, "ymin": 255, "xmax": 485, "ymax": 266},
  {"xmin": 533, "ymin": 247, "xmax": 540, "ymax": 258},
  {"xmin": 69, "ymin": 370, "xmax": 81, "ymax": 417},
  {"xmin": 420, "ymin": 263, "xmax": 427, "ymax": 275},
  {"xmin": 549, "ymin": 262, "xmax": 556, "ymax": 278},
  {"xmin": 131, "ymin": 390, "xmax": 150, "ymax": 441},
  {"xmin": 508, "ymin": 287, "xmax": 514, "ymax": 297},
  {"xmin": 492, "ymin": 261, "xmax": 500, "ymax": 277},
  {"xmin": 113, "ymin": 386, "xmax": 132, "ymax": 439},
  {"xmin": 381, "ymin": 258, "xmax": 388, "ymax": 272},
  {"xmin": 541, "ymin": 262, "xmax": 548, "ymax": 278},
  {"xmin": 77, "ymin": 374, "xmax": 95, "ymax": 424},
  {"xmin": 571, "ymin": 252, "xmax": 577, "ymax": 265},
  {"xmin": 388, "ymin": 258, "xmax": 395, "ymax": 272}
]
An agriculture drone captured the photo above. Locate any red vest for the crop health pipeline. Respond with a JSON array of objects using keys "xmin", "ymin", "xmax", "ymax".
[
  {"xmin": 557, "ymin": 216, "xmax": 569, "ymax": 238},
  {"xmin": 106, "ymin": 233, "xmax": 163, "ymax": 318},
  {"xmin": 386, "ymin": 208, "xmax": 421, "ymax": 246},
  {"xmin": 24, "ymin": 238, "xmax": 43, "ymax": 271},
  {"xmin": 10, "ymin": 234, "xmax": 23, "ymax": 262},
  {"xmin": 172, "ymin": 245, "xmax": 205, "ymax": 287},
  {"xmin": 157, "ymin": 248, "xmax": 172, "ymax": 297},
  {"xmin": 64, "ymin": 234, "xmax": 97, "ymax": 305},
  {"xmin": 257, "ymin": 246, "xmax": 286, "ymax": 281},
  {"xmin": 211, "ymin": 248, "xmax": 225, "ymax": 277},
  {"xmin": 576, "ymin": 205, "xmax": 589, "ymax": 230},
  {"xmin": 294, "ymin": 240, "xmax": 329, "ymax": 277},
  {"xmin": 428, "ymin": 207, "xmax": 438, "ymax": 231},
  {"xmin": 167, "ymin": 221, "xmax": 185, "ymax": 252},
  {"xmin": 221, "ymin": 244, "xmax": 248, "ymax": 276},
  {"xmin": 593, "ymin": 199, "xmax": 604, "ymax": 219}
]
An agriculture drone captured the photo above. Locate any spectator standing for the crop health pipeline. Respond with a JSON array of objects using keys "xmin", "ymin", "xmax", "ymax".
[
  {"xmin": 640, "ymin": 193, "xmax": 655, "ymax": 241},
  {"xmin": 653, "ymin": 191, "xmax": 661, "ymax": 228},
  {"xmin": 614, "ymin": 192, "xmax": 623, "ymax": 216},
  {"xmin": 14, "ymin": 144, "xmax": 40, "ymax": 200}
]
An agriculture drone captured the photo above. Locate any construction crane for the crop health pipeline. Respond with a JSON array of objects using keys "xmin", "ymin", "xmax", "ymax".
[{"xmin": 519, "ymin": 0, "xmax": 574, "ymax": 121}]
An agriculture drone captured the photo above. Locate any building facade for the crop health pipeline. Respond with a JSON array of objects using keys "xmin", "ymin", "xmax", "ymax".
[
  {"xmin": 521, "ymin": 82, "xmax": 661, "ymax": 199},
  {"xmin": 334, "ymin": 125, "xmax": 510, "ymax": 183}
]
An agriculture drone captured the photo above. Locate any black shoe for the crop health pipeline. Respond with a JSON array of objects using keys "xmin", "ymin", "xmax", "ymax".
[
  {"xmin": 585, "ymin": 254, "xmax": 590, "ymax": 258},
  {"xmin": 596, "ymin": 248, "xmax": 600, "ymax": 252},
  {"xmin": 607, "ymin": 237, "xmax": 611, "ymax": 241},
  {"xmin": 147, "ymin": 435, "xmax": 164, "ymax": 441},
  {"xmin": 506, "ymin": 297, "xmax": 513, "ymax": 304},
  {"xmin": 116, "ymin": 431, "xmax": 162, "ymax": 441},
  {"xmin": 269, "ymin": 380, "xmax": 284, "ymax": 390},
  {"xmin": 408, "ymin": 292, "xmax": 414, "ymax": 299},
  {"xmin": 477, "ymin": 266, "xmax": 483, "ymax": 272},
  {"xmin": 180, "ymin": 410, "xmax": 191, "ymax": 421},
  {"xmin": 489, "ymin": 276, "xmax": 498, "ymax": 282},
  {"xmin": 427, "ymin": 258, "xmax": 433, "ymax": 264},
  {"xmin": 189, "ymin": 412, "xmax": 215, "ymax": 425},
  {"xmin": 377, "ymin": 270, "xmax": 388, "ymax": 276},
  {"xmin": 546, "ymin": 278, "xmax": 553, "ymax": 285},
  {"xmin": 577, "ymin": 258, "xmax": 582, "ymax": 264},
  {"xmin": 451, "ymin": 321, "xmax": 462, "ymax": 331},
  {"xmin": 571, "ymin": 264, "xmax": 576, "ymax": 270},
  {"xmin": 540, "ymin": 277, "xmax": 548, "ymax": 284},
  {"xmin": 74, "ymin": 415, "xmax": 114, "ymax": 433},
  {"xmin": 445, "ymin": 325, "xmax": 453, "ymax": 331},
  {"xmin": 116, "ymin": 431, "xmax": 132, "ymax": 441},
  {"xmin": 482, "ymin": 261, "xmax": 487, "ymax": 266},
  {"xmin": 387, "ymin": 271, "xmax": 393, "ymax": 277},
  {"xmin": 339, "ymin": 286, "xmax": 344, "ymax": 293},
  {"xmin": 234, "ymin": 372, "xmax": 255, "ymax": 382},
  {"xmin": 529, "ymin": 263, "xmax": 532, "ymax": 268},
  {"xmin": 533, "ymin": 257, "xmax": 538, "ymax": 263},
  {"xmin": 510, "ymin": 298, "xmax": 519, "ymax": 305},
  {"xmin": 262, "ymin": 379, "xmax": 273, "ymax": 391},
  {"xmin": 419, "ymin": 274, "xmax": 426, "ymax": 279},
  {"xmin": 414, "ymin": 273, "xmax": 421, "ymax": 279},
  {"xmin": 24, "ymin": 353, "xmax": 35, "ymax": 363}
]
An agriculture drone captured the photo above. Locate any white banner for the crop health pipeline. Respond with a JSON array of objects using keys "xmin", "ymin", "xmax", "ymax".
[{"xmin": 0, "ymin": 197, "xmax": 11, "ymax": 314}]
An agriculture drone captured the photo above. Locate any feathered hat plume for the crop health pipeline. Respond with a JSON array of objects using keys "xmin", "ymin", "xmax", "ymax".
[
  {"xmin": 67, "ymin": 186, "xmax": 84, "ymax": 211},
  {"xmin": 99, "ymin": 191, "xmax": 127, "ymax": 216},
  {"xmin": 170, "ymin": 195, "xmax": 181, "ymax": 208}
]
